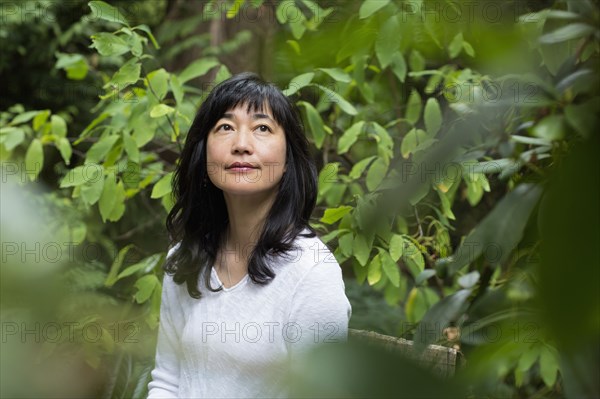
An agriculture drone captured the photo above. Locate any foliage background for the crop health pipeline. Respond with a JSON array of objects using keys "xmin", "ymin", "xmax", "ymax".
[{"xmin": 1, "ymin": 0, "xmax": 598, "ymax": 398}]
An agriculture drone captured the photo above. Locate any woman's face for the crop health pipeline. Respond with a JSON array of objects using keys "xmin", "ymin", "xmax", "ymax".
[{"xmin": 206, "ymin": 103, "xmax": 287, "ymax": 197}]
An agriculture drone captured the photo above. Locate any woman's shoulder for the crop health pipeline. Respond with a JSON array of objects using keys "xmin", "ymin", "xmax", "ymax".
[{"xmin": 271, "ymin": 227, "xmax": 340, "ymax": 278}]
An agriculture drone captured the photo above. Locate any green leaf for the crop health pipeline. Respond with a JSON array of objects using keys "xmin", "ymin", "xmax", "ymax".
[
  {"xmin": 134, "ymin": 275, "xmax": 160, "ymax": 304},
  {"xmin": 349, "ymin": 156, "xmax": 376, "ymax": 179},
  {"xmin": 367, "ymin": 253, "xmax": 382, "ymax": 285},
  {"xmin": 122, "ymin": 161, "xmax": 141, "ymax": 188},
  {"xmin": 458, "ymin": 271, "xmax": 480, "ymax": 288},
  {"xmin": 133, "ymin": 24, "xmax": 160, "ymax": 49},
  {"xmin": 289, "ymin": 14, "xmax": 307, "ymax": 39},
  {"xmin": 122, "ymin": 130, "xmax": 139, "ymax": 163},
  {"xmin": 283, "ymin": 72, "xmax": 314, "ymax": 96},
  {"xmin": 104, "ymin": 244, "xmax": 135, "ymax": 286},
  {"xmin": 389, "ymin": 234, "xmax": 404, "ymax": 261},
  {"xmin": 99, "ymin": 173, "xmax": 117, "ymax": 221},
  {"xmin": 375, "ymin": 16, "xmax": 400, "ymax": 68},
  {"xmin": 337, "ymin": 121, "xmax": 365, "ymax": 154},
  {"xmin": 55, "ymin": 52, "xmax": 88, "ymax": 80},
  {"xmin": 539, "ymin": 345, "xmax": 559, "ymax": 387},
  {"xmin": 298, "ymin": 101, "xmax": 326, "ymax": 149},
  {"xmin": 463, "ymin": 41, "xmax": 475, "ymax": 57},
  {"xmin": 50, "ymin": 115, "xmax": 67, "ymax": 138},
  {"xmin": 25, "ymin": 139, "xmax": 43, "ymax": 181},
  {"xmin": 438, "ymin": 189, "xmax": 456, "ymax": 220},
  {"xmin": 0, "ymin": 127, "xmax": 25, "ymax": 151},
  {"xmin": 161, "ymin": 190, "xmax": 175, "ymax": 213},
  {"xmin": 276, "ymin": 0, "xmax": 295, "ymax": 23},
  {"xmin": 286, "ymin": 39, "xmax": 301, "ymax": 54},
  {"xmin": 55, "ymin": 137, "xmax": 72, "ymax": 165},
  {"xmin": 448, "ymin": 184, "xmax": 542, "ymax": 274},
  {"xmin": 32, "ymin": 110, "xmax": 50, "ymax": 131},
  {"xmin": 318, "ymin": 68, "xmax": 351, "ymax": 83},
  {"xmin": 226, "ymin": 0, "xmax": 245, "ymax": 18},
  {"xmin": 116, "ymin": 253, "xmax": 163, "ymax": 282},
  {"xmin": 126, "ymin": 32, "xmax": 143, "ymax": 57},
  {"xmin": 312, "ymin": 84, "xmax": 358, "ymax": 115},
  {"xmin": 150, "ymin": 104, "xmax": 175, "ymax": 118},
  {"xmin": 532, "ymin": 115, "xmax": 565, "ymax": 141},
  {"xmin": 517, "ymin": 345, "xmax": 540, "ymax": 371},
  {"xmin": 89, "ymin": 1, "xmax": 129, "ymax": 26},
  {"xmin": 108, "ymin": 62, "xmax": 141, "ymax": 88},
  {"xmin": 178, "ymin": 58, "xmax": 220, "ymax": 84},
  {"xmin": 80, "ymin": 173, "xmax": 105, "ymax": 206},
  {"xmin": 90, "ymin": 32, "xmax": 129, "ymax": 56},
  {"xmin": 353, "ymin": 234, "xmax": 371, "ymax": 266},
  {"xmin": 151, "ymin": 172, "xmax": 173, "ymax": 199},
  {"xmin": 448, "ymin": 32, "xmax": 463, "ymax": 58},
  {"xmin": 415, "ymin": 269, "xmax": 436, "ymax": 285},
  {"xmin": 147, "ymin": 68, "xmax": 169, "ymax": 102},
  {"xmin": 76, "ymin": 113, "xmax": 109, "ymax": 144},
  {"xmin": 380, "ymin": 249, "xmax": 400, "ymax": 287},
  {"xmin": 10, "ymin": 111, "xmax": 40, "ymax": 125},
  {"xmin": 409, "ymin": 50, "xmax": 426, "ymax": 72},
  {"xmin": 390, "ymin": 52, "xmax": 407, "ymax": 82},
  {"xmin": 372, "ymin": 123, "xmax": 393, "ymax": 151},
  {"xmin": 359, "ymin": 0, "xmax": 390, "ymax": 19},
  {"xmin": 214, "ymin": 64, "xmax": 232, "ymax": 84},
  {"xmin": 539, "ymin": 23, "xmax": 596, "ymax": 44},
  {"xmin": 405, "ymin": 287, "xmax": 439, "ymax": 323},
  {"xmin": 401, "ymin": 128, "xmax": 428, "ymax": 158},
  {"xmin": 60, "ymin": 165, "xmax": 100, "ymax": 188},
  {"xmin": 366, "ymin": 157, "xmax": 388, "ymax": 191},
  {"xmin": 86, "ymin": 135, "xmax": 119, "ymax": 164},
  {"xmin": 170, "ymin": 74, "xmax": 184, "ymax": 106},
  {"xmin": 108, "ymin": 181, "xmax": 126, "ymax": 221},
  {"xmin": 405, "ymin": 90, "xmax": 422, "ymax": 125},
  {"xmin": 338, "ymin": 233, "xmax": 354, "ymax": 257},
  {"xmin": 424, "ymin": 98, "xmax": 442, "ymax": 136},
  {"xmin": 321, "ymin": 205, "xmax": 353, "ymax": 224}
]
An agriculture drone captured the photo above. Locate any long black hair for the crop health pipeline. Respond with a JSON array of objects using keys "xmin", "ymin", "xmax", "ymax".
[{"xmin": 164, "ymin": 72, "xmax": 318, "ymax": 298}]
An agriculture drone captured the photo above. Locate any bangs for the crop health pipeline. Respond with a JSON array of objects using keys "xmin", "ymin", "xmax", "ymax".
[{"xmin": 207, "ymin": 74, "xmax": 291, "ymax": 128}]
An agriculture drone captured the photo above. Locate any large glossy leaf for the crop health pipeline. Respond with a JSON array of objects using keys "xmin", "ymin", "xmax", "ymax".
[
  {"xmin": 178, "ymin": 58, "xmax": 219, "ymax": 84},
  {"xmin": 375, "ymin": 16, "xmax": 400, "ymax": 68},
  {"xmin": 89, "ymin": 1, "xmax": 129, "ymax": 26},
  {"xmin": 298, "ymin": 101, "xmax": 326, "ymax": 148},
  {"xmin": 366, "ymin": 157, "xmax": 388, "ymax": 191},
  {"xmin": 424, "ymin": 98, "xmax": 442, "ymax": 136},
  {"xmin": 313, "ymin": 84, "xmax": 358, "ymax": 115},
  {"xmin": 359, "ymin": 0, "xmax": 390, "ymax": 19},
  {"xmin": 321, "ymin": 205, "xmax": 352, "ymax": 224},
  {"xmin": 337, "ymin": 121, "xmax": 365, "ymax": 154},
  {"xmin": 539, "ymin": 23, "xmax": 596, "ymax": 43},
  {"xmin": 447, "ymin": 184, "xmax": 543, "ymax": 275},
  {"xmin": 25, "ymin": 139, "xmax": 43, "ymax": 181},
  {"xmin": 151, "ymin": 172, "xmax": 173, "ymax": 199},
  {"xmin": 405, "ymin": 90, "xmax": 422, "ymax": 125}
]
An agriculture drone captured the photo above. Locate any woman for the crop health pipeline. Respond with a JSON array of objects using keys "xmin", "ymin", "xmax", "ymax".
[{"xmin": 147, "ymin": 72, "xmax": 352, "ymax": 398}]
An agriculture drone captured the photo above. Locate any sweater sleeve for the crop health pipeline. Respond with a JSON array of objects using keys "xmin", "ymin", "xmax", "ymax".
[
  {"xmin": 147, "ymin": 248, "xmax": 184, "ymax": 398},
  {"xmin": 285, "ymin": 258, "xmax": 352, "ymax": 364}
]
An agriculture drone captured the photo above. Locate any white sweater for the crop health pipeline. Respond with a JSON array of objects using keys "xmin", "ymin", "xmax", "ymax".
[{"xmin": 147, "ymin": 229, "xmax": 352, "ymax": 398}]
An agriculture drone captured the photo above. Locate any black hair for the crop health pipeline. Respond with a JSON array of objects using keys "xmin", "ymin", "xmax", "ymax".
[{"xmin": 164, "ymin": 72, "xmax": 318, "ymax": 298}]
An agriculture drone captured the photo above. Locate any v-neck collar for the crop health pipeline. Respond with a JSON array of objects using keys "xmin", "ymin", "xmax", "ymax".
[{"xmin": 210, "ymin": 266, "xmax": 249, "ymax": 292}]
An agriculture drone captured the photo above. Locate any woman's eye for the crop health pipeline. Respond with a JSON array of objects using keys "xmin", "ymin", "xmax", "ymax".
[
  {"xmin": 217, "ymin": 124, "xmax": 232, "ymax": 131},
  {"xmin": 257, "ymin": 125, "xmax": 271, "ymax": 133}
]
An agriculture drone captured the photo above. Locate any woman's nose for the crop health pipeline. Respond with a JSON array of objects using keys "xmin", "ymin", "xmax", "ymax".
[{"xmin": 231, "ymin": 128, "xmax": 253, "ymax": 154}]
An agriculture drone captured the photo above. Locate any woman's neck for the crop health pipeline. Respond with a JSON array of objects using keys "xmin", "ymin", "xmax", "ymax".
[{"xmin": 221, "ymin": 190, "xmax": 277, "ymax": 266}]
